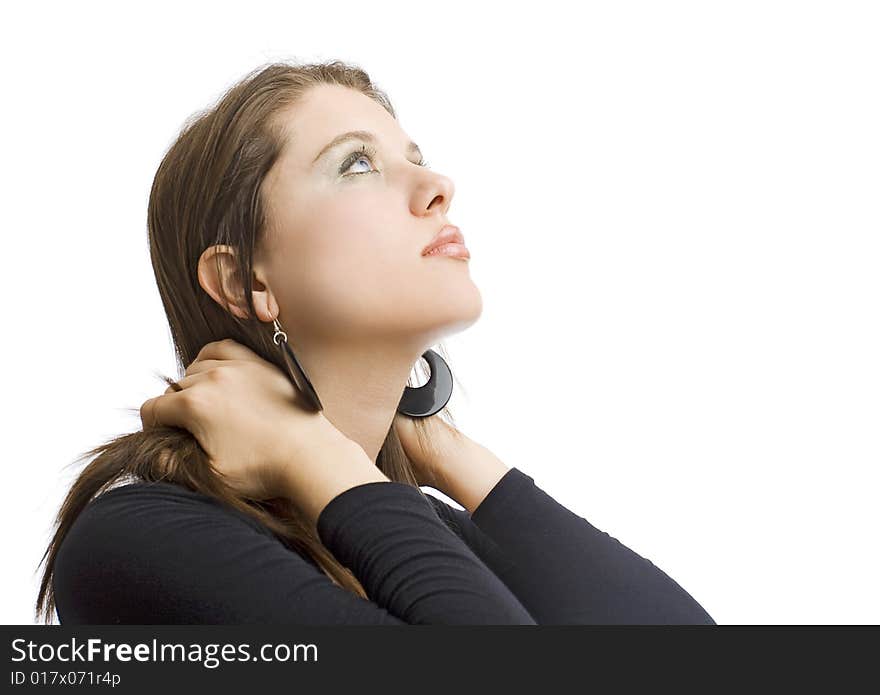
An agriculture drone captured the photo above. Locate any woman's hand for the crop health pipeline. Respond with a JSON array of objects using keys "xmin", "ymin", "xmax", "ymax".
[
  {"xmin": 140, "ymin": 338, "xmax": 366, "ymax": 503},
  {"xmin": 392, "ymin": 411, "xmax": 468, "ymax": 489},
  {"xmin": 393, "ymin": 412, "xmax": 511, "ymax": 514}
]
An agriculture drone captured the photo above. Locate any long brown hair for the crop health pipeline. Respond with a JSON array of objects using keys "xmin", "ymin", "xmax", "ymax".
[{"xmin": 35, "ymin": 59, "xmax": 463, "ymax": 624}]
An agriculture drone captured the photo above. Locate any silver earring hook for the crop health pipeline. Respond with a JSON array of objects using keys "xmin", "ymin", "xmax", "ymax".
[{"xmin": 272, "ymin": 317, "xmax": 287, "ymax": 346}]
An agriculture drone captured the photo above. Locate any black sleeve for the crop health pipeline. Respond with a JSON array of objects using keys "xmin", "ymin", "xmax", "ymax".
[
  {"xmin": 52, "ymin": 479, "xmax": 536, "ymax": 625},
  {"xmin": 425, "ymin": 467, "xmax": 716, "ymax": 625}
]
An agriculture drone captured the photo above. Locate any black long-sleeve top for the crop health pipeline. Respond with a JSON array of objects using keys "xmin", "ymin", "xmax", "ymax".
[{"xmin": 52, "ymin": 467, "xmax": 716, "ymax": 625}]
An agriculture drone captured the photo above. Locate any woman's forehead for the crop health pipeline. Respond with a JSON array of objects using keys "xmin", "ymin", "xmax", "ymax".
[{"xmin": 280, "ymin": 85, "xmax": 409, "ymax": 165}]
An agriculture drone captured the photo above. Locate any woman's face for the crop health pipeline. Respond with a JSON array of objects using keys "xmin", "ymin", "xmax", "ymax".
[{"xmin": 258, "ymin": 83, "xmax": 482, "ymax": 351}]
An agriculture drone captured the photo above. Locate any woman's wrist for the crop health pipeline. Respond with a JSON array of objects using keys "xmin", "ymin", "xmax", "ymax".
[
  {"xmin": 279, "ymin": 439, "xmax": 390, "ymax": 527},
  {"xmin": 432, "ymin": 438, "xmax": 510, "ymax": 516}
]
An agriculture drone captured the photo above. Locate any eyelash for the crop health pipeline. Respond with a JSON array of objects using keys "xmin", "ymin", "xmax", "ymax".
[{"xmin": 339, "ymin": 144, "xmax": 430, "ymax": 177}]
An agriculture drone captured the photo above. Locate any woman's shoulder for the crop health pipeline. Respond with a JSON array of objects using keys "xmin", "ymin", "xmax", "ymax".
[
  {"xmin": 73, "ymin": 478, "xmax": 275, "ymax": 538},
  {"xmin": 53, "ymin": 479, "xmax": 284, "ymax": 589},
  {"xmin": 52, "ymin": 478, "xmax": 316, "ymax": 624}
]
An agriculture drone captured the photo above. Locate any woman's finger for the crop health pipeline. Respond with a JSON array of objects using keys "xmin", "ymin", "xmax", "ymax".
[
  {"xmin": 183, "ymin": 358, "xmax": 227, "ymax": 378},
  {"xmin": 195, "ymin": 338, "xmax": 262, "ymax": 365},
  {"xmin": 162, "ymin": 372, "xmax": 200, "ymax": 395},
  {"xmin": 140, "ymin": 389, "xmax": 191, "ymax": 431}
]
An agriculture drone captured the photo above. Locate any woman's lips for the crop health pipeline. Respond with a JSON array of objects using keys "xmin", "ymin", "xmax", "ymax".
[{"xmin": 423, "ymin": 242, "xmax": 470, "ymax": 260}]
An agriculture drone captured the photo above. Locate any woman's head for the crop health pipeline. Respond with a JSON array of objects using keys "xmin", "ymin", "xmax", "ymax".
[
  {"xmin": 153, "ymin": 60, "xmax": 481, "ymax": 372},
  {"xmin": 210, "ymin": 81, "xmax": 482, "ymax": 353}
]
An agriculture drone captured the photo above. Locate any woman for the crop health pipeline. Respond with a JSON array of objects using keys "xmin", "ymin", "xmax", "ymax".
[{"xmin": 36, "ymin": 59, "xmax": 715, "ymax": 625}]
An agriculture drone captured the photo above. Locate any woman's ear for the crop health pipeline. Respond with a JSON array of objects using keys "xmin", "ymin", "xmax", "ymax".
[{"xmin": 197, "ymin": 244, "xmax": 277, "ymax": 321}]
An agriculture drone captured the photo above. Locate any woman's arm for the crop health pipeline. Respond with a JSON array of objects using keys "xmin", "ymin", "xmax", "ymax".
[
  {"xmin": 52, "ymin": 478, "xmax": 536, "ymax": 625},
  {"xmin": 427, "ymin": 439, "xmax": 716, "ymax": 625}
]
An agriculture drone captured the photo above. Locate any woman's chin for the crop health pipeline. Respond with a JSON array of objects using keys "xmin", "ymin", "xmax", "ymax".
[{"xmin": 424, "ymin": 286, "xmax": 483, "ymax": 341}]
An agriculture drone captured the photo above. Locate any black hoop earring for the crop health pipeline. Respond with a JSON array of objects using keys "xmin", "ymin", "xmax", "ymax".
[{"xmin": 396, "ymin": 349, "xmax": 453, "ymax": 419}]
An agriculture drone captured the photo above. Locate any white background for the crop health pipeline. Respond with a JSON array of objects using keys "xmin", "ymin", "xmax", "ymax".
[{"xmin": 2, "ymin": 0, "xmax": 877, "ymax": 624}]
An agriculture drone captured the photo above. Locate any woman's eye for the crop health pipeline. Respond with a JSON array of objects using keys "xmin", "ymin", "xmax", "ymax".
[
  {"xmin": 340, "ymin": 144, "xmax": 431, "ymax": 177},
  {"xmin": 340, "ymin": 145, "xmax": 378, "ymax": 177}
]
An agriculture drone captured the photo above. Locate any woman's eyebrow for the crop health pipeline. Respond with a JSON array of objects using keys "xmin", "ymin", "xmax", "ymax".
[{"xmin": 310, "ymin": 130, "xmax": 422, "ymax": 166}]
